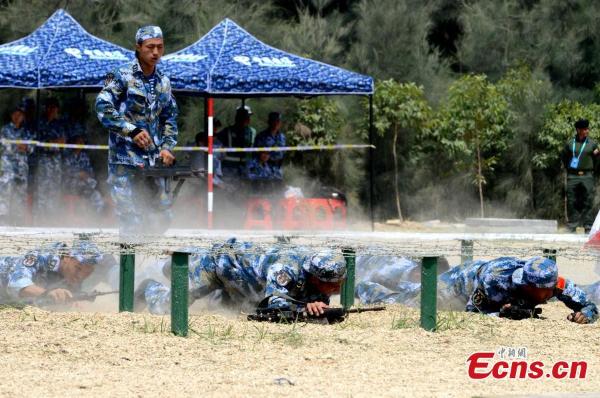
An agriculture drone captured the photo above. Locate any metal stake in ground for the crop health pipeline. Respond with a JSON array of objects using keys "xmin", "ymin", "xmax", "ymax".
[
  {"xmin": 119, "ymin": 244, "xmax": 135, "ymax": 312},
  {"xmin": 421, "ymin": 256, "xmax": 438, "ymax": 331},
  {"xmin": 543, "ymin": 248, "xmax": 557, "ymax": 263},
  {"xmin": 461, "ymin": 240, "xmax": 473, "ymax": 264},
  {"xmin": 171, "ymin": 251, "xmax": 190, "ymax": 337},
  {"xmin": 340, "ymin": 248, "xmax": 356, "ymax": 310}
]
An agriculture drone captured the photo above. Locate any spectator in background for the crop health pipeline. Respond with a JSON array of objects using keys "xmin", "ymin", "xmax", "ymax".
[
  {"xmin": 34, "ymin": 98, "xmax": 67, "ymax": 223},
  {"xmin": 561, "ymin": 119, "xmax": 600, "ymax": 233},
  {"xmin": 217, "ymin": 106, "xmax": 256, "ymax": 177},
  {"xmin": 0, "ymin": 102, "xmax": 35, "ymax": 225},
  {"xmin": 63, "ymin": 132, "xmax": 105, "ymax": 215},
  {"xmin": 254, "ymin": 111, "xmax": 286, "ymax": 168},
  {"xmin": 245, "ymin": 151, "xmax": 283, "ymax": 181}
]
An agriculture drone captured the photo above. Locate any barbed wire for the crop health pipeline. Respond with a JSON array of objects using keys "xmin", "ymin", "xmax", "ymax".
[{"xmin": 0, "ymin": 229, "xmax": 597, "ymax": 264}]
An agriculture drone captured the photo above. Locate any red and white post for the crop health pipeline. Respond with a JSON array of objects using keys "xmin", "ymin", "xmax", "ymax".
[{"xmin": 207, "ymin": 97, "xmax": 214, "ymax": 229}]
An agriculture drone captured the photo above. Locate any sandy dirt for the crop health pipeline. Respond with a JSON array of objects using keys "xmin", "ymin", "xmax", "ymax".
[{"xmin": 0, "ymin": 301, "xmax": 598, "ymax": 398}]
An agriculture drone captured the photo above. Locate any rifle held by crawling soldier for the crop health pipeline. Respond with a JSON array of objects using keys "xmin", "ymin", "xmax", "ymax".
[{"xmin": 247, "ymin": 306, "xmax": 386, "ymax": 324}]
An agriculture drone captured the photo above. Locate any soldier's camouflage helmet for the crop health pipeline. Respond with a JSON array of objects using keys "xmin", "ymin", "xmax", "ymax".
[
  {"xmin": 303, "ymin": 250, "xmax": 347, "ymax": 283},
  {"xmin": 136, "ymin": 26, "xmax": 163, "ymax": 44},
  {"xmin": 68, "ymin": 240, "xmax": 103, "ymax": 266},
  {"xmin": 513, "ymin": 257, "xmax": 558, "ymax": 289}
]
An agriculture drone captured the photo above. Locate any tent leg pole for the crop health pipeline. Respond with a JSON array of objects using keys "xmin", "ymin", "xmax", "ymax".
[
  {"xmin": 368, "ymin": 94, "xmax": 375, "ymax": 232},
  {"xmin": 207, "ymin": 97, "xmax": 214, "ymax": 229}
]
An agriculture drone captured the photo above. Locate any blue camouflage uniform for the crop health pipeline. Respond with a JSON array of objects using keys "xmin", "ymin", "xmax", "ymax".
[
  {"xmin": 0, "ymin": 120, "xmax": 34, "ymax": 223},
  {"xmin": 143, "ymin": 238, "xmax": 346, "ymax": 315},
  {"xmin": 581, "ymin": 280, "xmax": 600, "ymax": 306},
  {"xmin": 245, "ymin": 158, "xmax": 283, "ymax": 180},
  {"xmin": 95, "ymin": 26, "xmax": 178, "ymax": 237},
  {"xmin": 254, "ymin": 129, "xmax": 286, "ymax": 164},
  {"xmin": 3, "ymin": 241, "xmax": 102, "ymax": 301},
  {"xmin": 63, "ymin": 124, "xmax": 104, "ymax": 213},
  {"xmin": 357, "ymin": 256, "xmax": 599, "ymax": 323},
  {"xmin": 34, "ymin": 117, "xmax": 66, "ymax": 220}
]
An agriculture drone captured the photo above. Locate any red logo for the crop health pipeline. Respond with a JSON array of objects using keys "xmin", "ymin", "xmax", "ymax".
[{"xmin": 467, "ymin": 351, "xmax": 587, "ymax": 380}]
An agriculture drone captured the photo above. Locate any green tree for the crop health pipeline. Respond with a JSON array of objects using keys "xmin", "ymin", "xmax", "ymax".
[
  {"xmin": 436, "ymin": 74, "xmax": 511, "ymax": 217},
  {"xmin": 371, "ymin": 80, "xmax": 431, "ymax": 222}
]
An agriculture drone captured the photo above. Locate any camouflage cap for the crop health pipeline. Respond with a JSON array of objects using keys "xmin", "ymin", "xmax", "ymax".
[
  {"xmin": 136, "ymin": 26, "xmax": 163, "ymax": 44},
  {"xmin": 513, "ymin": 257, "xmax": 558, "ymax": 289},
  {"xmin": 302, "ymin": 250, "xmax": 347, "ymax": 283},
  {"xmin": 68, "ymin": 241, "xmax": 103, "ymax": 266}
]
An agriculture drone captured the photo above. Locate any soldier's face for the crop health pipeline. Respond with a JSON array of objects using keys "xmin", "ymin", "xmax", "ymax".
[
  {"xmin": 520, "ymin": 285, "xmax": 554, "ymax": 305},
  {"xmin": 136, "ymin": 38, "xmax": 164, "ymax": 67},
  {"xmin": 309, "ymin": 275, "xmax": 342, "ymax": 295},
  {"xmin": 60, "ymin": 257, "xmax": 94, "ymax": 286},
  {"xmin": 11, "ymin": 110, "xmax": 24, "ymax": 127}
]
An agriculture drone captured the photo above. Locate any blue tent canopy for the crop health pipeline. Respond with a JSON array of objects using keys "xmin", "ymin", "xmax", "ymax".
[
  {"xmin": 162, "ymin": 18, "xmax": 373, "ymax": 96},
  {"xmin": 0, "ymin": 9, "xmax": 133, "ymax": 89}
]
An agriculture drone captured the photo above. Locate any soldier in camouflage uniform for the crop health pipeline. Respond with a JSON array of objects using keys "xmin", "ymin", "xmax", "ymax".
[
  {"xmin": 0, "ymin": 103, "xmax": 34, "ymax": 224},
  {"xmin": 217, "ymin": 106, "xmax": 256, "ymax": 178},
  {"xmin": 63, "ymin": 126, "xmax": 105, "ymax": 214},
  {"xmin": 254, "ymin": 112, "xmax": 286, "ymax": 167},
  {"xmin": 1, "ymin": 240, "xmax": 103, "ymax": 306},
  {"xmin": 95, "ymin": 26, "xmax": 178, "ymax": 238},
  {"xmin": 245, "ymin": 151, "xmax": 283, "ymax": 181},
  {"xmin": 140, "ymin": 238, "xmax": 346, "ymax": 315},
  {"xmin": 357, "ymin": 256, "xmax": 598, "ymax": 324},
  {"xmin": 34, "ymin": 98, "xmax": 67, "ymax": 223}
]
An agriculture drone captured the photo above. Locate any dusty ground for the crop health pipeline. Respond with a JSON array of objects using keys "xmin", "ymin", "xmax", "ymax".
[{"xmin": 0, "ymin": 301, "xmax": 598, "ymax": 398}]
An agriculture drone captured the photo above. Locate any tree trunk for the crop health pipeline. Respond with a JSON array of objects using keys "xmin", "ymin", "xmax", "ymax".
[
  {"xmin": 392, "ymin": 127, "xmax": 403, "ymax": 222},
  {"xmin": 476, "ymin": 140, "xmax": 485, "ymax": 218}
]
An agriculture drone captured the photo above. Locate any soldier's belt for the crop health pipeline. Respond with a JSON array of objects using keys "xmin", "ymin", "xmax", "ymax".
[{"xmin": 1, "ymin": 139, "xmax": 374, "ymax": 153}]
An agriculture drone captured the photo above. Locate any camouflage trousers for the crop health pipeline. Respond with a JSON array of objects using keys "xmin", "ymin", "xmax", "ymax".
[
  {"xmin": 143, "ymin": 250, "xmax": 263, "ymax": 315},
  {"xmin": 108, "ymin": 164, "xmax": 172, "ymax": 241},
  {"xmin": 0, "ymin": 155, "xmax": 29, "ymax": 224},
  {"xmin": 34, "ymin": 153, "xmax": 62, "ymax": 223}
]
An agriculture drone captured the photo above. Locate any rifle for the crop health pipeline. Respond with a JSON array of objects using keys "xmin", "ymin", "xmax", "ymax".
[
  {"xmin": 135, "ymin": 160, "xmax": 206, "ymax": 202},
  {"xmin": 499, "ymin": 300, "xmax": 542, "ymax": 320},
  {"xmin": 247, "ymin": 306, "xmax": 386, "ymax": 324}
]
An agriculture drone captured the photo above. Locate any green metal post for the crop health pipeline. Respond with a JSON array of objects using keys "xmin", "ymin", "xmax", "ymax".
[
  {"xmin": 420, "ymin": 256, "xmax": 438, "ymax": 331},
  {"xmin": 171, "ymin": 251, "xmax": 190, "ymax": 337},
  {"xmin": 340, "ymin": 248, "xmax": 356, "ymax": 310},
  {"xmin": 543, "ymin": 248, "xmax": 557, "ymax": 263},
  {"xmin": 461, "ymin": 240, "xmax": 473, "ymax": 264},
  {"xmin": 119, "ymin": 244, "xmax": 135, "ymax": 312}
]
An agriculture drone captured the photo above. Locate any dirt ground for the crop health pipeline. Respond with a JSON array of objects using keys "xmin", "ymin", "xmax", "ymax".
[{"xmin": 0, "ymin": 301, "xmax": 598, "ymax": 398}]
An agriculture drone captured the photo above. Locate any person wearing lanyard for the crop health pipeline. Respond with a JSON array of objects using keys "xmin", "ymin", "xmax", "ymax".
[{"xmin": 561, "ymin": 119, "xmax": 600, "ymax": 233}]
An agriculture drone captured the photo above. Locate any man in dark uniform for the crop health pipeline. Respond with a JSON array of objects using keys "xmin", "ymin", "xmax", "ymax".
[{"xmin": 561, "ymin": 119, "xmax": 600, "ymax": 233}]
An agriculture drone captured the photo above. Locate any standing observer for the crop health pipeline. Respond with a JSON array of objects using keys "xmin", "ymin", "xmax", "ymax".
[
  {"xmin": 561, "ymin": 119, "xmax": 600, "ymax": 233},
  {"xmin": 95, "ymin": 26, "xmax": 178, "ymax": 238}
]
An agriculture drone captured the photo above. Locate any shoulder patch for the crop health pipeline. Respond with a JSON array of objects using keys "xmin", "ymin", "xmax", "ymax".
[
  {"xmin": 22, "ymin": 255, "xmax": 37, "ymax": 267},
  {"xmin": 104, "ymin": 72, "xmax": 115, "ymax": 86},
  {"xmin": 275, "ymin": 271, "xmax": 292, "ymax": 286}
]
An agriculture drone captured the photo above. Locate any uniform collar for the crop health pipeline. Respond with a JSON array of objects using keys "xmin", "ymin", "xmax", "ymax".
[{"xmin": 131, "ymin": 58, "xmax": 163, "ymax": 79}]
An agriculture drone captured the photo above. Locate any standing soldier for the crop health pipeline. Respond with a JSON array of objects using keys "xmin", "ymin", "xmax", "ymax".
[
  {"xmin": 95, "ymin": 26, "xmax": 178, "ymax": 238},
  {"xmin": 217, "ymin": 106, "xmax": 256, "ymax": 178},
  {"xmin": 35, "ymin": 98, "xmax": 67, "ymax": 224},
  {"xmin": 561, "ymin": 119, "xmax": 600, "ymax": 233},
  {"xmin": 0, "ymin": 102, "xmax": 34, "ymax": 225},
  {"xmin": 254, "ymin": 111, "xmax": 286, "ymax": 168}
]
